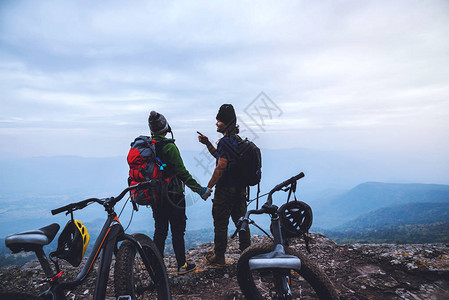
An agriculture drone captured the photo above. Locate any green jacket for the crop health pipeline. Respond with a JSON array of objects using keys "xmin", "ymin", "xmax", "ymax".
[{"xmin": 152, "ymin": 135, "xmax": 201, "ymax": 194}]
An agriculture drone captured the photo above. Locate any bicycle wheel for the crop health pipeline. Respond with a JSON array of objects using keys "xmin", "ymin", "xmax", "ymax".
[
  {"xmin": 114, "ymin": 233, "xmax": 171, "ymax": 300},
  {"xmin": 237, "ymin": 242, "xmax": 339, "ymax": 300}
]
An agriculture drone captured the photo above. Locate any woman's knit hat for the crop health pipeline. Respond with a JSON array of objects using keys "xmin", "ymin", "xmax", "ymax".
[{"xmin": 148, "ymin": 111, "xmax": 170, "ymax": 135}]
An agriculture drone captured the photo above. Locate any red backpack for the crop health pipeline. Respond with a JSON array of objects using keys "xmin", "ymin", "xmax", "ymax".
[{"xmin": 127, "ymin": 136, "xmax": 172, "ymax": 207}]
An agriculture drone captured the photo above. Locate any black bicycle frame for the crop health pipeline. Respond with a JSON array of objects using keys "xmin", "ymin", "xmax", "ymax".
[
  {"xmin": 42, "ymin": 210, "xmax": 152, "ymax": 299},
  {"xmin": 237, "ymin": 172, "xmax": 305, "ymax": 298},
  {"xmin": 243, "ymin": 207, "xmax": 283, "ymax": 244}
]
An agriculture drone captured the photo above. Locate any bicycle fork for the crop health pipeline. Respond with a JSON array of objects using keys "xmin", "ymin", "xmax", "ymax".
[
  {"xmin": 275, "ymin": 272, "xmax": 293, "ymax": 299},
  {"xmin": 121, "ymin": 234, "xmax": 160, "ymax": 289},
  {"xmin": 249, "ymin": 214, "xmax": 299, "ymax": 299}
]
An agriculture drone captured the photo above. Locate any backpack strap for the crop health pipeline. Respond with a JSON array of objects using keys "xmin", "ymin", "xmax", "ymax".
[
  {"xmin": 153, "ymin": 138, "xmax": 175, "ymax": 179},
  {"xmin": 153, "ymin": 138, "xmax": 174, "ymax": 152},
  {"xmin": 131, "ymin": 135, "xmax": 153, "ymax": 146},
  {"xmin": 246, "ymin": 183, "xmax": 261, "ymax": 209}
]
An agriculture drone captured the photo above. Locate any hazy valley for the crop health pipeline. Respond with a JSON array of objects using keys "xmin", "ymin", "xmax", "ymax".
[{"xmin": 1, "ymin": 147, "xmax": 448, "ymax": 267}]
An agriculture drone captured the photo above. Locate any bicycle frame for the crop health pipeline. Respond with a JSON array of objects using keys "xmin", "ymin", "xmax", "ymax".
[
  {"xmin": 236, "ymin": 172, "xmax": 305, "ymax": 298},
  {"xmin": 36, "ymin": 185, "xmax": 157, "ymax": 299},
  {"xmin": 37, "ymin": 212, "xmax": 116, "ymax": 299}
]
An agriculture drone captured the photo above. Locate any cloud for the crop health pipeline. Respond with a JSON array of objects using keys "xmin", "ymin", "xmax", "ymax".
[{"xmin": 0, "ymin": 0, "xmax": 448, "ymax": 158}]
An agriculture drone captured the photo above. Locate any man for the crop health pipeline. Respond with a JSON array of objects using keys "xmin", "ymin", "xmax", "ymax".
[
  {"xmin": 148, "ymin": 110, "xmax": 212, "ymax": 275},
  {"xmin": 198, "ymin": 104, "xmax": 251, "ymax": 265}
]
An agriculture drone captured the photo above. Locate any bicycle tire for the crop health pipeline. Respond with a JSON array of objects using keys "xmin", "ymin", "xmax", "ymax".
[
  {"xmin": 237, "ymin": 242, "xmax": 339, "ymax": 300},
  {"xmin": 114, "ymin": 233, "xmax": 171, "ymax": 300}
]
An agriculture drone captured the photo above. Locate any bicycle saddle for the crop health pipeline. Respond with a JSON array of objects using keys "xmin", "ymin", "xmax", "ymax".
[
  {"xmin": 248, "ymin": 244, "xmax": 301, "ymax": 271},
  {"xmin": 5, "ymin": 223, "xmax": 60, "ymax": 253}
]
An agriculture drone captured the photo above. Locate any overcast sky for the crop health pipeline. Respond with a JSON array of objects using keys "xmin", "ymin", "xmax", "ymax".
[{"xmin": 1, "ymin": 0, "xmax": 448, "ymax": 160}]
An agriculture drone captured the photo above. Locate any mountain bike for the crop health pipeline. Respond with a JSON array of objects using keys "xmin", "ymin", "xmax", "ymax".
[
  {"xmin": 4, "ymin": 181, "xmax": 171, "ymax": 300},
  {"xmin": 234, "ymin": 172, "xmax": 339, "ymax": 299}
]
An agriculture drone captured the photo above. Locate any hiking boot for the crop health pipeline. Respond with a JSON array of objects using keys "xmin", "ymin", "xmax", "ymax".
[
  {"xmin": 177, "ymin": 262, "xmax": 196, "ymax": 275},
  {"xmin": 206, "ymin": 253, "xmax": 226, "ymax": 266}
]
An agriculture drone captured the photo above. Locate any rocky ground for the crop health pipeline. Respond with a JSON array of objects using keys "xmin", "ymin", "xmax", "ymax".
[{"xmin": 1, "ymin": 233, "xmax": 448, "ymax": 299}]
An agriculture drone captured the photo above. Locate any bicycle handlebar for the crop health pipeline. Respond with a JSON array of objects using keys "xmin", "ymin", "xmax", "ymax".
[
  {"xmin": 51, "ymin": 198, "xmax": 101, "ymax": 215},
  {"xmin": 239, "ymin": 208, "xmax": 267, "ymax": 231},
  {"xmin": 233, "ymin": 172, "xmax": 305, "ymax": 236},
  {"xmin": 266, "ymin": 172, "xmax": 304, "ymax": 205},
  {"xmin": 51, "ymin": 181, "xmax": 154, "ymax": 215}
]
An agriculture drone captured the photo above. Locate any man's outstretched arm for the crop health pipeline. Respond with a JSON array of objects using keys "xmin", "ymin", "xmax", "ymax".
[{"xmin": 197, "ymin": 131, "xmax": 217, "ymax": 157}]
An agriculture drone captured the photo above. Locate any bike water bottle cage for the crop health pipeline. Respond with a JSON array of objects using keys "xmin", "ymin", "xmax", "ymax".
[
  {"xmin": 51, "ymin": 219, "xmax": 90, "ymax": 267},
  {"xmin": 278, "ymin": 200, "xmax": 313, "ymax": 238}
]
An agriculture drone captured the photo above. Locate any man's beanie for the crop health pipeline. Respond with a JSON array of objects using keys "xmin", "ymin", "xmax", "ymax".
[
  {"xmin": 216, "ymin": 104, "xmax": 236, "ymax": 125},
  {"xmin": 148, "ymin": 111, "xmax": 170, "ymax": 135}
]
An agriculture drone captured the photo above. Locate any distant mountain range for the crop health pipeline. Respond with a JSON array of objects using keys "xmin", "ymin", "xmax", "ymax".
[
  {"xmin": 314, "ymin": 183, "xmax": 449, "ymax": 244},
  {"xmin": 337, "ymin": 202, "xmax": 449, "ymax": 231},
  {"xmin": 1, "ymin": 145, "xmax": 447, "ymax": 198},
  {"xmin": 322, "ymin": 202, "xmax": 449, "ymax": 244},
  {"xmin": 314, "ymin": 182, "xmax": 449, "ymax": 228},
  {"xmin": 1, "ymin": 150, "xmax": 448, "ymax": 266}
]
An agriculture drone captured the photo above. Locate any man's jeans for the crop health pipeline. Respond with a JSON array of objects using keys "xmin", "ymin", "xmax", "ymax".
[{"xmin": 212, "ymin": 186, "xmax": 251, "ymax": 257}]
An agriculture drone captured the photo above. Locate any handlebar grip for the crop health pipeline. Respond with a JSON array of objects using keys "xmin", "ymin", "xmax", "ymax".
[
  {"xmin": 51, "ymin": 198, "xmax": 98, "ymax": 215},
  {"xmin": 272, "ymin": 172, "xmax": 305, "ymax": 192},
  {"xmin": 51, "ymin": 204, "xmax": 73, "ymax": 215},
  {"xmin": 240, "ymin": 219, "xmax": 249, "ymax": 232},
  {"xmin": 116, "ymin": 181, "xmax": 153, "ymax": 203},
  {"xmin": 294, "ymin": 172, "xmax": 305, "ymax": 181}
]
